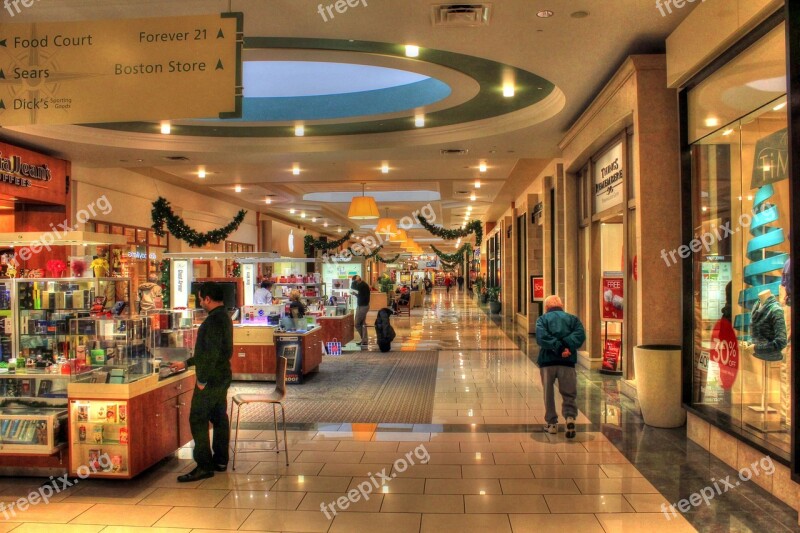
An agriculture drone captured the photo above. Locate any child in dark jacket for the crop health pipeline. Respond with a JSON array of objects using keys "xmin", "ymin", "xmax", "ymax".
[{"xmin": 535, "ymin": 295, "xmax": 586, "ymax": 439}]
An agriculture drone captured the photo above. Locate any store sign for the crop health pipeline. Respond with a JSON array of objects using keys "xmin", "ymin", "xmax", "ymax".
[
  {"xmin": 531, "ymin": 276, "xmax": 544, "ymax": 302},
  {"xmin": 711, "ymin": 318, "xmax": 739, "ymax": 390},
  {"xmin": 751, "ymin": 128, "xmax": 788, "ymax": 189},
  {"xmin": 127, "ymin": 250, "xmax": 156, "ymax": 261},
  {"xmin": 601, "ymin": 275, "xmax": 624, "ymax": 321},
  {"xmin": 241, "ymin": 263, "xmax": 255, "ymax": 306},
  {"xmin": 594, "ymin": 142, "xmax": 624, "ymax": 213},
  {"xmin": 172, "ymin": 259, "xmax": 190, "ymax": 308},
  {"xmin": 0, "ymin": 152, "xmax": 52, "ymax": 188},
  {"xmin": 0, "ymin": 13, "xmax": 241, "ymax": 126},
  {"xmin": 602, "ymin": 339, "xmax": 622, "ymax": 372}
]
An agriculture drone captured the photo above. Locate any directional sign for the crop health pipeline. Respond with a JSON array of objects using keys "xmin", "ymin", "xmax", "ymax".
[{"xmin": 0, "ymin": 13, "xmax": 242, "ymax": 126}]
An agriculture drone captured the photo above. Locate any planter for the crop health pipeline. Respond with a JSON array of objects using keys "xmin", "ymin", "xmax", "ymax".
[
  {"xmin": 489, "ymin": 301, "xmax": 501, "ymax": 314},
  {"xmin": 633, "ymin": 344, "xmax": 685, "ymax": 428},
  {"xmin": 480, "ymin": 295, "xmax": 488, "ymax": 304}
]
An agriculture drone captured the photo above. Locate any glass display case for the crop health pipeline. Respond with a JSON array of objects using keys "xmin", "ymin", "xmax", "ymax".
[
  {"xmin": 0, "ymin": 280, "xmax": 12, "ymax": 363},
  {"xmin": 322, "ymin": 262, "xmax": 362, "ymax": 309},
  {"xmin": 67, "ymin": 317, "xmax": 151, "ymax": 382},
  {"xmin": 69, "ymin": 397, "xmax": 130, "ymax": 476},
  {"xmin": 0, "ymin": 371, "xmax": 71, "ymax": 455},
  {"xmin": 144, "ymin": 308, "xmax": 204, "ymax": 364},
  {"xmin": 16, "ymin": 278, "xmax": 131, "ymax": 365}
]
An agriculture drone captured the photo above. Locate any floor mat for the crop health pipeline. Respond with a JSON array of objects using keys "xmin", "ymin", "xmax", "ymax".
[{"xmin": 228, "ymin": 350, "xmax": 438, "ymax": 425}]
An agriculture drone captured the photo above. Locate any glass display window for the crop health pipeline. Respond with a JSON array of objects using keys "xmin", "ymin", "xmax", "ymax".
[{"xmin": 690, "ymin": 96, "xmax": 790, "ymax": 457}]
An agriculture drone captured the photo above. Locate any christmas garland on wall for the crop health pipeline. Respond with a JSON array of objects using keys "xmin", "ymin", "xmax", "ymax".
[
  {"xmin": 417, "ymin": 215, "xmax": 483, "ymax": 248},
  {"xmin": 152, "ymin": 197, "xmax": 247, "ymax": 248},
  {"xmin": 304, "ymin": 230, "xmax": 354, "ymax": 256},
  {"xmin": 431, "ymin": 243, "xmax": 473, "ymax": 265},
  {"xmin": 376, "ymin": 253, "xmax": 401, "ymax": 264}
]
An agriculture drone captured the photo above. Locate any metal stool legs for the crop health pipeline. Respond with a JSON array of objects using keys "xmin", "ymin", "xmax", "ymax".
[{"xmin": 231, "ymin": 399, "xmax": 289, "ymax": 471}]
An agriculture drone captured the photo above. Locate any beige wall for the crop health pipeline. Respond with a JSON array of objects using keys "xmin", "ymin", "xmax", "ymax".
[{"xmin": 72, "ymin": 167, "xmax": 257, "ymax": 251}]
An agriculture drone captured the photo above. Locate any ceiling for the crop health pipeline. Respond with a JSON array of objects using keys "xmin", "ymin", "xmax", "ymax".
[{"xmin": 0, "ymin": 0, "xmax": 696, "ymax": 250}]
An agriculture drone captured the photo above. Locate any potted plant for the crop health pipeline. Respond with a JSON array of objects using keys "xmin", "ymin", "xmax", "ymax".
[
  {"xmin": 486, "ymin": 286, "xmax": 501, "ymax": 314},
  {"xmin": 474, "ymin": 277, "xmax": 485, "ymax": 300},
  {"xmin": 378, "ymin": 275, "xmax": 394, "ymax": 296}
]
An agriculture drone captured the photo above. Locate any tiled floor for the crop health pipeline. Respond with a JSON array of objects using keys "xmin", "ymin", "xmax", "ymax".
[{"xmin": 0, "ymin": 290, "xmax": 796, "ymax": 531}]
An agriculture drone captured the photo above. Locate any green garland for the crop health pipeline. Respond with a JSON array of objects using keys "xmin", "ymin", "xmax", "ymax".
[
  {"xmin": 361, "ymin": 244, "xmax": 384, "ymax": 259},
  {"xmin": 376, "ymin": 253, "xmax": 401, "ymax": 264},
  {"xmin": 417, "ymin": 215, "xmax": 483, "ymax": 248},
  {"xmin": 159, "ymin": 258, "xmax": 170, "ymax": 308},
  {"xmin": 152, "ymin": 197, "xmax": 247, "ymax": 248},
  {"xmin": 304, "ymin": 230, "xmax": 354, "ymax": 256},
  {"xmin": 431, "ymin": 243, "xmax": 472, "ymax": 265}
]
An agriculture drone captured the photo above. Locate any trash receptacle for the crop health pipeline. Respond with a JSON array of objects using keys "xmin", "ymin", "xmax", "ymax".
[{"xmin": 633, "ymin": 344, "xmax": 685, "ymax": 428}]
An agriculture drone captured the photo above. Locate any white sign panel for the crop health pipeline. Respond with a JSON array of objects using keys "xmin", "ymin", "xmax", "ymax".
[
  {"xmin": 172, "ymin": 259, "xmax": 190, "ymax": 308},
  {"xmin": 242, "ymin": 263, "xmax": 255, "ymax": 306},
  {"xmin": 594, "ymin": 142, "xmax": 624, "ymax": 214}
]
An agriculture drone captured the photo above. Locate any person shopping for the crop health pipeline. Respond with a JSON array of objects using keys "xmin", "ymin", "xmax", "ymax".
[
  {"xmin": 254, "ymin": 281, "xmax": 273, "ymax": 305},
  {"xmin": 352, "ymin": 275, "xmax": 371, "ymax": 345},
  {"xmin": 173, "ymin": 282, "xmax": 234, "ymax": 481},
  {"xmin": 535, "ymin": 295, "xmax": 586, "ymax": 439}
]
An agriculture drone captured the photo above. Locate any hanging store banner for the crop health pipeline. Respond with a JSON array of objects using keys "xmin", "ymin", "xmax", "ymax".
[
  {"xmin": 594, "ymin": 141, "xmax": 624, "ymax": 213},
  {"xmin": 750, "ymin": 128, "xmax": 788, "ymax": 189},
  {"xmin": 601, "ymin": 275, "xmax": 624, "ymax": 321},
  {"xmin": 0, "ymin": 13, "xmax": 242, "ymax": 126}
]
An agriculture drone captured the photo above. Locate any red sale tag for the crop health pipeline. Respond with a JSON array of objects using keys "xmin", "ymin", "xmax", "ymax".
[{"xmin": 711, "ymin": 318, "xmax": 739, "ymax": 390}]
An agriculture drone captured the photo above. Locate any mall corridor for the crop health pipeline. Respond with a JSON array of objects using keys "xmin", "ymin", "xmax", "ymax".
[{"xmin": 0, "ymin": 290, "xmax": 794, "ymax": 532}]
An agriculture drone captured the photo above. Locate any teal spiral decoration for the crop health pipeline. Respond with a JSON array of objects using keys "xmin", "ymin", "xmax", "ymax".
[{"xmin": 734, "ymin": 184, "xmax": 788, "ymax": 338}]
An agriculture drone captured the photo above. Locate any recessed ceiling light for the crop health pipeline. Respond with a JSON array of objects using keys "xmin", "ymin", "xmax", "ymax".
[
  {"xmin": 234, "ymin": 185, "xmax": 242, "ymax": 193},
  {"xmin": 312, "ymin": 217, "xmax": 317, "ymax": 223},
  {"xmin": 265, "ymin": 198, "xmax": 272, "ymax": 205},
  {"xmin": 415, "ymin": 114, "xmax": 425, "ymax": 127},
  {"xmin": 290, "ymin": 208, "xmax": 296, "ymax": 214},
  {"xmin": 198, "ymin": 169, "xmax": 206, "ymax": 179},
  {"xmin": 292, "ymin": 164, "xmax": 300, "ymax": 175},
  {"xmin": 324, "ymin": 221, "xmax": 329, "ymax": 228},
  {"xmin": 773, "ymin": 102, "xmax": 787, "ymax": 111},
  {"xmin": 337, "ymin": 227, "xmax": 342, "ymax": 233},
  {"xmin": 704, "ymin": 117, "xmax": 719, "ymax": 128},
  {"xmin": 503, "ymin": 84, "xmax": 515, "ymax": 97},
  {"xmin": 381, "ymin": 162, "xmax": 389, "ymax": 174},
  {"xmin": 405, "ymin": 45, "xmax": 420, "ymax": 57},
  {"xmin": 295, "ymin": 124, "xmax": 305, "ymax": 136},
  {"xmin": 722, "ymin": 129, "xmax": 734, "ymax": 136},
  {"xmin": 475, "ymin": 179, "xmax": 481, "ymax": 189},
  {"xmin": 470, "ymin": 193, "xmax": 476, "ymax": 201},
  {"xmin": 479, "ymin": 161, "xmax": 487, "ymax": 172},
  {"xmin": 537, "ymin": 10, "xmax": 554, "ymax": 18},
  {"xmin": 571, "ymin": 11, "xmax": 589, "ymax": 18},
  {"xmin": 160, "ymin": 121, "xmax": 171, "ymax": 135},
  {"xmin": 300, "ymin": 212, "xmax": 306, "ymax": 218}
]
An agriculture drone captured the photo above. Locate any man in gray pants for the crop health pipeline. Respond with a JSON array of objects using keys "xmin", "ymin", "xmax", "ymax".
[
  {"xmin": 352, "ymin": 275, "xmax": 371, "ymax": 346},
  {"xmin": 535, "ymin": 295, "xmax": 586, "ymax": 439}
]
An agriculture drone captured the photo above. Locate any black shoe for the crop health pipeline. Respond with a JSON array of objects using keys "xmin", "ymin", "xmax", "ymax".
[
  {"xmin": 213, "ymin": 464, "xmax": 228, "ymax": 472},
  {"xmin": 177, "ymin": 468, "xmax": 214, "ymax": 482}
]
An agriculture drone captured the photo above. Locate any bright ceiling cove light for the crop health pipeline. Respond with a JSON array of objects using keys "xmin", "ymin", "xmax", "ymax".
[
  {"xmin": 722, "ymin": 129, "xmax": 734, "ymax": 136},
  {"xmin": 774, "ymin": 102, "xmax": 787, "ymax": 111},
  {"xmin": 198, "ymin": 169, "xmax": 206, "ymax": 179},
  {"xmin": 381, "ymin": 162, "xmax": 389, "ymax": 174},
  {"xmin": 415, "ymin": 114, "xmax": 425, "ymax": 127},
  {"xmin": 537, "ymin": 10, "xmax": 554, "ymax": 18},
  {"xmin": 479, "ymin": 161, "xmax": 487, "ymax": 172},
  {"xmin": 292, "ymin": 164, "xmax": 300, "ymax": 176},
  {"xmin": 503, "ymin": 84, "xmax": 515, "ymax": 97},
  {"xmin": 475, "ymin": 179, "xmax": 481, "ymax": 189},
  {"xmin": 704, "ymin": 117, "xmax": 719, "ymax": 128},
  {"xmin": 405, "ymin": 45, "xmax": 420, "ymax": 57},
  {"xmin": 470, "ymin": 193, "xmax": 477, "ymax": 201},
  {"xmin": 295, "ymin": 124, "xmax": 305, "ymax": 136},
  {"xmin": 234, "ymin": 185, "xmax": 242, "ymax": 193},
  {"xmin": 160, "ymin": 121, "xmax": 171, "ymax": 135}
]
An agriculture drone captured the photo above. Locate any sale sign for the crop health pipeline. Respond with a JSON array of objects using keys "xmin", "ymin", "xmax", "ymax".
[
  {"xmin": 602, "ymin": 339, "xmax": 622, "ymax": 372},
  {"xmin": 601, "ymin": 277, "xmax": 624, "ymax": 321},
  {"xmin": 532, "ymin": 276, "xmax": 544, "ymax": 302},
  {"xmin": 711, "ymin": 318, "xmax": 739, "ymax": 389}
]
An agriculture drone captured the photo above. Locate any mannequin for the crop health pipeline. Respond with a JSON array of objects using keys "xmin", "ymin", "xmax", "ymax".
[{"xmin": 747, "ymin": 289, "xmax": 788, "ymax": 419}]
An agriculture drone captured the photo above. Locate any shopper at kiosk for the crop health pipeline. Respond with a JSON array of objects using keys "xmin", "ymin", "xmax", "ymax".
[
  {"xmin": 173, "ymin": 282, "xmax": 234, "ymax": 482},
  {"xmin": 289, "ymin": 289, "xmax": 307, "ymax": 318},
  {"xmin": 137, "ymin": 274, "xmax": 163, "ymax": 313},
  {"xmin": 254, "ymin": 281, "xmax": 274, "ymax": 305}
]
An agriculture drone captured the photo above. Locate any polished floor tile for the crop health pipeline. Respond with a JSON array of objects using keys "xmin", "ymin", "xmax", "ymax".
[
  {"xmin": 544, "ymin": 494, "xmax": 636, "ymax": 513},
  {"xmin": 328, "ymin": 512, "xmax": 421, "ymax": 533},
  {"xmin": 421, "ymin": 513, "xmax": 512, "ymax": 533},
  {"xmin": 152, "ymin": 507, "xmax": 253, "ymax": 529},
  {"xmin": 507, "ymin": 513, "xmax": 606, "ymax": 533},
  {"xmin": 69, "ymin": 503, "xmax": 171, "ymax": 527},
  {"xmin": 465, "ymin": 494, "xmax": 549, "ymax": 514}
]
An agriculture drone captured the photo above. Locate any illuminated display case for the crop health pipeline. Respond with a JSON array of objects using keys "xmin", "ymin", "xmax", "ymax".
[
  {"xmin": 0, "ymin": 372, "xmax": 70, "ymax": 455},
  {"xmin": 143, "ymin": 308, "xmax": 204, "ymax": 364}
]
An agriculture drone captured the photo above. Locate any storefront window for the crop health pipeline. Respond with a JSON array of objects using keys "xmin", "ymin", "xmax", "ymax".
[{"xmin": 689, "ymin": 25, "xmax": 789, "ymax": 457}]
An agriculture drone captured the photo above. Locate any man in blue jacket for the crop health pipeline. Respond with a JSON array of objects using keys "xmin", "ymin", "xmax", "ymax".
[{"xmin": 535, "ymin": 295, "xmax": 586, "ymax": 439}]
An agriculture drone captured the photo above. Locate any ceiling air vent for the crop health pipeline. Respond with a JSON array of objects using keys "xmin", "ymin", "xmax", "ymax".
[
  {"xmin": 164, "ymin": 156, "xmax": 190, "ymax": 161},
  {"xmin": 431, "ymin": 4, "xmax": 491, "ymax": 27},
  {"xmin": 440, "ymin": 149, "xmax": 469, "ymax": 156}
]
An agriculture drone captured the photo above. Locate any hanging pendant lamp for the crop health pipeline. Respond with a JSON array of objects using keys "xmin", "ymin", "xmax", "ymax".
[
  {"xmin": 375, "ymin": 207, "xmax": 398, "ymax": 236},
  {"xmin": 389, "ymin": 228, "xmax": 408, "ymax": 243},
  {"xmin": 347, "ymin": 183, "xmax": 380, "ymax": 220}
]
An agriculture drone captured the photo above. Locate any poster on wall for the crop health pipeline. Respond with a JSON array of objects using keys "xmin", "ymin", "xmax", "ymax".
[
  {"xmin": 531, "ymin": 276, "xmax": 544, "ymax": 302},
  {"xmin": 710, "ymin": 317, "xmax": 739, "ymax": 390},
  {"xmin": 594, "ymin": 141, "xmax": 624, "ymax": 214},
  {"xmin": 701, "ymin": 259, "xmax": 732, "ymax": 321},
  {"xmin": 602, "ymin": 339, "xmax": 622, "ymax": 372},
  {"xmin": 601, "ymin": 274, "xmax": 624, "ymax": 321}
]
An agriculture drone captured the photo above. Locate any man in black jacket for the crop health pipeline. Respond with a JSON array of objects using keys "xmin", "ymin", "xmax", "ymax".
[
  {"xmin": 175, "ymin": 282, "xmax": 234, "ymax": 482},
  {"xmin": 352, "ymin": 275, "xmax": 371, "ymax": 346}
]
